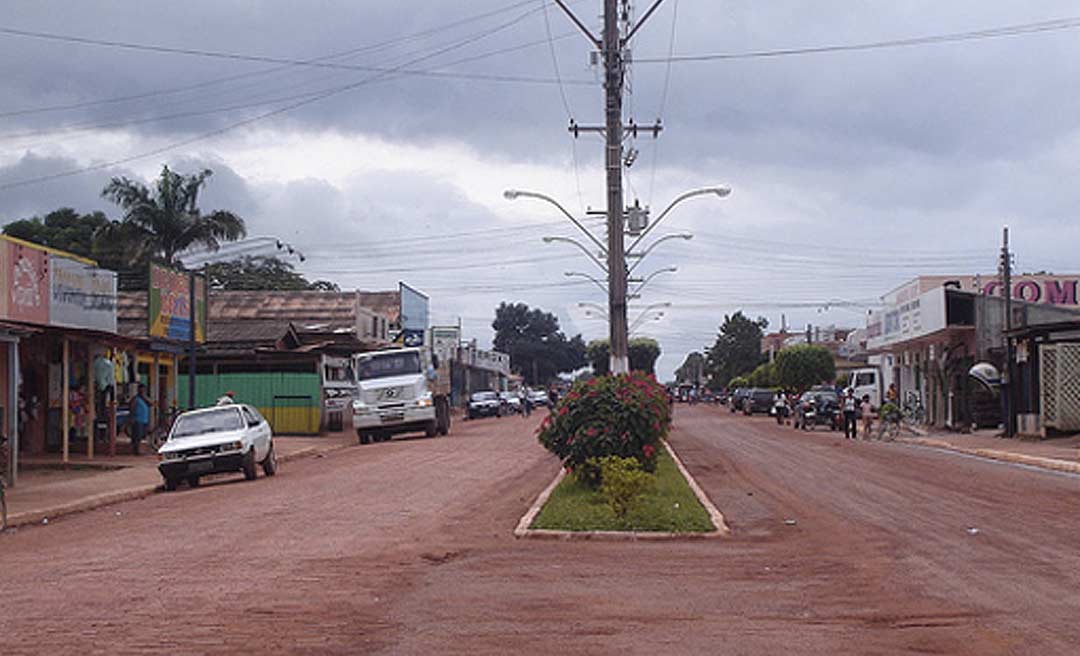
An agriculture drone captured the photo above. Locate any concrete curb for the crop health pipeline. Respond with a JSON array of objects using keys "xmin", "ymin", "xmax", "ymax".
[
  {"xmin": 898, "ymin": 437, "xmax": 1080, "ymax": 475},
  {"xmin": 5, "ymin": 440, "xmax": 355, "ymax": 530},
  {"xmin": 514, "ymin": 441, "xmax": 729, "ymax": 541}
]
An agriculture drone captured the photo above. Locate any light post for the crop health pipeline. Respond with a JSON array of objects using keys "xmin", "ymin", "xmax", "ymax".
[
  {"xmin": 626, "ymin": 233, "xmax": 692, "ymax": 275},
  {"xmin": 627, "ymin": 186, "xmax": 730, "ymax": 255},
  {"xmin": 628, "ymin": 266, "xmax": 677, "ymax": 300},
  {"xmin": 504, "ymin": 190, "xmax": 607, "ymax": 256},
  {"xmin": 542, "ymin": 236, "xmax": 608, "ymax": 273},
  {"xmin": 565, "ymin": 271, "xmax": 608, "ymax": 294}
]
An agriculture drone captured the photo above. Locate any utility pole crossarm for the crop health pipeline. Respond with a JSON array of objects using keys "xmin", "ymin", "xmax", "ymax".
[
  {"xmin": 624, "ymin": 0, "xmax": 668, "ymax": 43},
  {"xmin": 553, "ymin": 0, "xmax": 601, "ymax": 46}
]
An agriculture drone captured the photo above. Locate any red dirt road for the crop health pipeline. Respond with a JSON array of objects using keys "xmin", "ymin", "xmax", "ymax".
[{"xmin": 2, "ymin": 406, "xmax": 1079, "ymax": 654}]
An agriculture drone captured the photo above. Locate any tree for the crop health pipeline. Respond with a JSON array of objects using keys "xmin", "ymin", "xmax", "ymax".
[
  {"xmin": 705, "ymin": 311, "xmax": 768, "ymax": 387},
  {"xmin": 207, "ymin": 255, "xmax": 339, "ymax": 291},
  {"xmin": 2, "ymin": 208, "xmax": 130, "ymax": 271},
  {"xmin": 773, "ymin": 344, "xmax": 836, "ymax": 391},
  {"xmin": 675, "ymin": 351, "xmax": 706, "ymax": 386},
  {"xmin": 747, "ymin": 362, "xmax": 776, "ymax": 388},
  {"xmin": 586, "ymin": 338, "xmax": 662, "ymax": 376},
  {"xmin": 492, "ymin": 302, "xmax": 587, "ymax": 385},
  {"xmin": 99, "ymin": 165, "xmax": 246, "ymax": 267}
]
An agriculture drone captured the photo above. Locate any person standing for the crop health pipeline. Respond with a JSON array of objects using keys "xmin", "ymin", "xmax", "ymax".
[
  {"xmin": 131, "ymin": 383, "xmax": 150, "ymax": 456},
  {"xmin": 860, "ymin": 395, "xmax": 874, "ymax": 440},
  {"xmin": 216, "ymin": 391, "xmax": 236, "ymax": 406},
  {"xmin": 886, "ymin": 383, "xmax": 898, "ymax": 407},
  {"xmin": 842, "ymin": 388, "xmax": 858, "ymax": 440},
  {"xmin": 519, "ymin": 387, "xmax": 531, "ymax": 418}
]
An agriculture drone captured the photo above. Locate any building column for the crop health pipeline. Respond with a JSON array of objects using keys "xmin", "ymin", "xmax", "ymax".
[
  {"xmin": 62, "ymin": 336, "xmax": 70, "ymax": 464},
  {"xmin": 5, "ymin": 338, "xmax": 19, "ymax": 486}
]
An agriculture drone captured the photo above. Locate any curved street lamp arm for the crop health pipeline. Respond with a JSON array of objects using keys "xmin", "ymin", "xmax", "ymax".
[
  {"xmin": 565, "ymin": 271, "xmax": 608, "ymax": 294},
  {"xmin": 627, "ymin": 186, "xmax": 730, "ymax": 254},
  {"xmin": 506, "ymin": 190, "xmax": 608, "ymax": 256},
  {"xmin": 543, "ymin": 236, "xmax": 608, "ymax": 273},
  {"xmin": 626, "ymin": 234, "xmax": 691, "ymax": 275},
  {"xmin": 629, "ymin": 267, "xmax": 677, "ymax": 298}
]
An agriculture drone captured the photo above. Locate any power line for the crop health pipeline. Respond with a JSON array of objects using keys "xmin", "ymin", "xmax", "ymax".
[
  {"xmin": 0, "ymin": 8, "xmax": 589, "ymax": 191},
  {"xmin": 634, "ymin": 15, "xmax": 1080, "ymax": 64},
  {"xmin": 647, "ymin": 0, "xmax": 678, "ymax": 206},
  {"xmin": 0, "ymin": 0, "xmax": 549, "ymax": 119}
]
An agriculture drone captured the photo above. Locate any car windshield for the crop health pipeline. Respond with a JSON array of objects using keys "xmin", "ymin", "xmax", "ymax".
[
  {"xmin": 472, "ymin": 392, "xmax": 498, "ymax": 401},
  {"xmin": 170, "ymin": 408, "xmax": 244, "ymax": 439},
  {"xmin": 357, "ymin": 351, "xmax": 421, "ymax": 381}
]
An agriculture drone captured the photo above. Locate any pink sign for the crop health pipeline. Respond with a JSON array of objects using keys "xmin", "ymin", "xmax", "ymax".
[{"xmin": 4, "ymin": 241, "xmax": 50, "ymax": 325}]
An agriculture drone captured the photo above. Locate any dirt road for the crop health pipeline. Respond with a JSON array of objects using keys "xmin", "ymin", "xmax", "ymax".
[{"xmin": 2, "ymin": 406, "xmax": 1077, "ymax": 654}]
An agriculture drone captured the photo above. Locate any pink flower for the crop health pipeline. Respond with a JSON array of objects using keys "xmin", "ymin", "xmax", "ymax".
[{"xmin": 643, "ymin": 444, "xmax": 655, "ymax": 459}]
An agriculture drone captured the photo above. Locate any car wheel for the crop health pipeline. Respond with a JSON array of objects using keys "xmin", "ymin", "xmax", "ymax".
[
  {"xmin": 164, "ymin": 476, "xmax": 179, "ymax": 492},
  {"xmin": 242, "ymin": 449, "xmax": 258, "ymax": 480},
  {"xmin": 262, "ymin": 445, "xmax": 278, "ymax": 476},
  {"xmin": 424, "ymin": 420, "xmax": 437, "ymax": 438},
  {"xmin": 187, "ymin": 475, "xmax": 200, "ymax": 488}
]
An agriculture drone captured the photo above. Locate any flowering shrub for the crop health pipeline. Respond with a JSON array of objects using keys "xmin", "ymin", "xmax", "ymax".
[
  {"xmin": 537, "ymin": 372, "xmax": 672, "ymax": 487},
  {"xmin": 597, "ymin": 455, "xmax": 654, "ymax": 518}
]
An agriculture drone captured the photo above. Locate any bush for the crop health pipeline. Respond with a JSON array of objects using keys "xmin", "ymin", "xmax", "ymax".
[
  {"xmin": 537, "ymin": 371, "xmax": 671, "ymax": 487},
  {"xmin": 596, "ymin": 455, "xmax": 654, "ymax": 518}
]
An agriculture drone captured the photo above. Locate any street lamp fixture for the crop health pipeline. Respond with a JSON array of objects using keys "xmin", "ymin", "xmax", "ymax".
[
  {"xmin": 542, "ymin": 236, "xmax": 608, "ymax": 273},
  {"xmin": 564, "ymin": 271, "xmax": 608, "ymax": 294},
  {"xmin": 628, "ymin": 266, "xmax": 677, "ymax": 299},
  {"xmin": 627, "ymin": 186, "xmax": 730, "ymax": 254},
  {"xmin": 504, "ymin": 189, "xmax": 608, "ymax": 256},
  {"xmin": 626, "ymin": 233, "xmax": 692, "ymax": 274}
]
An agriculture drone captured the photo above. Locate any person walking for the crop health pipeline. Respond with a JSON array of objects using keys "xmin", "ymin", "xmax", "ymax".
[
  {"xmin": 886, "ymin": 383, "xmax": 898, "ymax": 407},
  {"xmin": 842, "ymin": 388, "xmax": 858, "ymax": 440},
  {"xmin": 860, "ymin": 394, "xmax": 874, "ymax": 440},
  {"xmin": 520, "ymin": 387, "xmax": 532, "ymax": 418},
  {"xmin": 131, "ymin": 383, "xmax": 150, "ymax": 456}
]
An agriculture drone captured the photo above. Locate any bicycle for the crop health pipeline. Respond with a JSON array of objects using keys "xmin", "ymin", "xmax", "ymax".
[
  {"xmin": 148, "ymin": 407, "xmax": 180, "ymax": 451},
  {"xmin": 902, "ymin": 393, "xmax": 926, "ymax": 425},
  {"xmin": 876, "ymin": 408, "xmax": 902, "ymax": 441}
]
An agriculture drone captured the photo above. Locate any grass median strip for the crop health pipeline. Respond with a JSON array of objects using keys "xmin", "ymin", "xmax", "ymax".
[{"xmin": 530, "ymin": 447, "xmax": 715, "ymax": 533}]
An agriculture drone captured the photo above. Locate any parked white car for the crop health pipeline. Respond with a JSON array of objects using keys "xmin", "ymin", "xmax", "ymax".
[{"xmin": 157, "ymin": 404, "xmax": 277, "ymax": 491}]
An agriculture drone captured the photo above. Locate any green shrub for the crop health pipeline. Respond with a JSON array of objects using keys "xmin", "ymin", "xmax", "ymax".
[
  {"xmin": 537, "ymin": 371, "xmax": 671, "ymax": 487},
  {"xmin": 596, "ymin": 455, "xmax": 654, "ymax": 518}
]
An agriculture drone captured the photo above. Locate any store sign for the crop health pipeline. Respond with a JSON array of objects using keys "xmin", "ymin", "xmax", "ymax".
[
  {"xmin": 867, "ymin": 287, "xmax": 947, "ymax": 351},
  {"xmin": 149, "ymin": 263, "xmax": 206, "ymax": 342},
  {"xmin": 431, "ymin": 326, "xmax": 460, "ymax": 365},
  {"xmin": 49, "ymin": 255, "xmax": 117, "ymax": 332},
  {"xmin": 1, "ymin": 239, "xmax": 50, "ymax": 325},
  {"xmin": 399, "ymin": 282, "xmax": 429, "ymax": 333}
]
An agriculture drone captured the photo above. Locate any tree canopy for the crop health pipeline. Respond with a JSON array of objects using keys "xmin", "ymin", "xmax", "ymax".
[
  {"xmin": 207, "ymin": 255, "xmax": 339, "ymax": 291},
  {"xmin": 2, "ymin": 207, "xmax": 128, "ymax": 271},
  {"xmin": 705, "ymin": 311, "xmax": 768, "ymax": 388},
  {"xmin": 492, "ymin": 302, "xmax": 587, "ymax": 385},
  {"xmin": 99, "ymin": 165, "xmax": 246, "ymax": 267},
  {"xmin": 586, "ymin": 338, "xmax": 662, "ymax": 376},
  {"xmin": 674, "ymin": 351, "xmax": 706, "ymax": 385},
  {"xmin": 773, "ymin": 344, "xmax": 836, "ymax": 391}
]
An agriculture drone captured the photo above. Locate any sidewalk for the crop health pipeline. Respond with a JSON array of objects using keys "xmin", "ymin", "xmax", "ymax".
[
  {"xmin": 899, "ymin": 429, "xmax": 1080, "ymax": 475},
  {"xmin": 4, "ymin": 432, "xmax": 356, "ymax": 529}
]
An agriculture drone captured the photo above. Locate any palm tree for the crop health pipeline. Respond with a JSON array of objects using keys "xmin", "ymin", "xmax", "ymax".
[{"xmin": 99, "ymin": 165, "xmax": 247, "ymax": 267}]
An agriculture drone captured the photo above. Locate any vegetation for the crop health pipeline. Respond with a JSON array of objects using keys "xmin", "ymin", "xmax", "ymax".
[
  {"xmin": 774, "ymin": 344, "xmax": 836, "ymax": 390},
  {"xmin": 207, "ymin": 255, "xmax": 339, "ymax": 291},
  {"xmin": 100, "ymin": 165, "xmax": 246, "ymax": 267},
  {"xmin": 537, "ymin": 372, "xmax": 671, "ymax": 487},
  {"xmin": 705, "ymin": 311, "xmax": 768, "ymax": 388},
  {"xmin": 728, "ymin": 375, "xmax": 750, "ymax": 389},
  {"xmin": 531, "ymin": 448, "xmax": 714, "ymax": 532},
  {"xmin": 747, "ymin": 361, "xmax": 776, "ymax": 387},
  {"xmin": 492, "ymin": 302, "xmax": 586, "ymax": 385},
  {"xmin": 597, "ymin": 455, "xmax": 654, "ymax": 518},
  {"xmin": 674, "ymin": 351, "xmax": 706, "ymax": 385},
  {"xmin": 2, "ymin": 207, "xmax": 128, "ymax": 271},
  {"xmin": 586, "ymin": 337, "xmax": 662, "ymax": 376}
]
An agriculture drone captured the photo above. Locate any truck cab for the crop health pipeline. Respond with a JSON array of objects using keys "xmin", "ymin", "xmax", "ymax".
[
  {"xmin": 848, "ymin": 368, "xmax": 882, "ymax": 407},
  {"xmin": 351, "ymin": 347, "xmax": 448, "ymax": 444}
]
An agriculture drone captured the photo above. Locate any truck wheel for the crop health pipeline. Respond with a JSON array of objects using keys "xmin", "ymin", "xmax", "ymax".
[
  {"xmin": 187, "ymin": 475, "xmax": 201, "ymax": 488},
  {"xmin": 242, "ymin": 449, "xmax": 258, "ymax": 480},
  {"xmin": 357, "ymin": 431, "xmax": 371, "ymax": 445},
  {"xmin": 424, "ymin": 420, "xmax": 437, "ymax": 438},
  {"xmin": 164, "ymin": 476, "xmax": 179, "ymax": 492}
]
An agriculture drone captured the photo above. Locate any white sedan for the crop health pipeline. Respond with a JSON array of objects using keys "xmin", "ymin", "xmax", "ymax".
[{"xmin": 157, "ymin": 404, "xmax": 277, "ymax": 491}]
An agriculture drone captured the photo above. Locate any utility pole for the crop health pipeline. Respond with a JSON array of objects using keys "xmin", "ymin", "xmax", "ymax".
[
  {"xmin": 554, "ymin": 0, "xmax": 667, "ymax": 374},
  {"xmin": 1001, "ymin": 225, "xmax": 1014, "ymax": 437}
]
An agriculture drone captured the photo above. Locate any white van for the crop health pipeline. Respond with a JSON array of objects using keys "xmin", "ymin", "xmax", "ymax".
[{"xmin": 848, "ymin": 368, "xmax": 882, "ymax": 407}]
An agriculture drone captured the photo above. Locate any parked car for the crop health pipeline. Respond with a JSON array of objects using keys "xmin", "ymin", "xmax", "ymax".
[
  {"xmin": 743, "ymin": 388, "xmax": 776, "ymax": 415},
  {"xmin": 527, "ymin": 388, "xmax": 549, "ymax": 408},
  {"xmin": 157, "ymin": 404, "xmax": 276, "ymax": 491},
  {"xmin": 500, "ymin": 391, "xmax": 522, "ymax": 414},
  {"xmin": 729, "ymin": 387, "xmax": 750, "ymax": 413},
  {"xmin": 467, "ymin": 391, "xmax": 502, "ymax": 419}
]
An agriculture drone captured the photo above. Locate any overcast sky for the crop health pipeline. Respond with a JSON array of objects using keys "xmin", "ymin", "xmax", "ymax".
[{"xmin": 3, "ymin": 1, "xmax": 1080, "ymax": 379}]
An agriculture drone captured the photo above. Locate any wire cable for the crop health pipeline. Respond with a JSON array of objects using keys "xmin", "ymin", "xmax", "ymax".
[
  {"xmin": 647, "ymin": 0, "xmax": 679, "ymax": 206},
  {"xmin": 634, "ymin": 15, "xmax": 1080, "ymax": 64}
]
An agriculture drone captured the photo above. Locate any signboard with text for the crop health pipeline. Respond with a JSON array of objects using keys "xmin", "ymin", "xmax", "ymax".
[
  {"xmin": 2, "ymin": 239, "xmax": 50, "ymax": 325},
  {"xmin": 49, "ymin": 255, "xmax": 117, "ymax": 333},
  {"xmin": 149, "ymin": 263, "xmax": 206, "ymax": 342},
  {"xmin": 399, "ymin": 282, "xmax": 429, "ymax": 346}
]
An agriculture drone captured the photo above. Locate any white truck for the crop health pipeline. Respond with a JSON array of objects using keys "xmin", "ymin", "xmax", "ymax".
[
  {"xmin": 351, "ymin": 346, "xmax": 451, "ymax": 445},
  {"xmin": 848, "ymin": 367, "xmax": 884, "ymax": 408}
]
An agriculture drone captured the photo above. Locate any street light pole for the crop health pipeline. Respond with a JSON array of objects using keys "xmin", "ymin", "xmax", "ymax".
[{"xmin": 602, "ymin": 0, "xmax": 630, "ymax": 374}]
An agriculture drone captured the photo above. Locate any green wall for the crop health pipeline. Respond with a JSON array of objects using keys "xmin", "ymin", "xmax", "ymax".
[{"xmin": 178, "ymin": 372, "xmax": 323, "ymax": 434}]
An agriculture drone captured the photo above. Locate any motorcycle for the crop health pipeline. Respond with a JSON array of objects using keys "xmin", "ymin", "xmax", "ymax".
[{"xmin": 773, "ymin": 395, "xmax": 789, "ymax": 425}]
